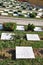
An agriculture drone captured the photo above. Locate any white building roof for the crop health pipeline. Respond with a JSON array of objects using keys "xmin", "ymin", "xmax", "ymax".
[
  {"xmin": 13, "ymin": 10, "xmax": 17, "ymax": 12},
  {"xmin": 13, "ymin": 14, "xmax": 18, "ymax": 16},
  {"xmin": 38, "ymin": 8, "xmax": 43, "ymax": 11},
  {"xmin": 24, "ymin": 14, "xmax": 29, "ymax": 17},
  {"xmin": 4, "ymin": 9, "xmax": 9, "ymax": 12},
  {"xmin": 16, "ymin": 46, "xmax": 35, "ymax": 59},
  {"xmin": 8, "ymin": 11, "xmax": 13, "ymax": 14},
  {"xmin": 22, "ymin": 10, "xmax": 27, "ymax": 14},
  {"xmin": 16, "ymin": 6, "xmax": 21, "ymax": 8},
  {"xmin": 0, "ymin": 11, "xmax": 4, "ymax": 13},
  {"xmin": 34, "ymin": 27, "xmax": 43, "ymax": 31},
  {"xmin": 1, "ymin": 13, "xmax": 8, "ymax": 16},
  {"xmin": 36, "ymin": 16, "xmax": 40, "ymax": 18},
  {"xmin": 9, "ymin": 5, "xmax": 13, "ymax": 7},
  {"xmin": 16, "ymin": 25, "xmax": 24, "ymax": 30},
  {"xmin": 1, "ymin": 33, "xmax": 15, "ymax": 40},
  {"xmin": 26, "ymin": 34, "xmax": 40, "ymax": 41},
  {"xmin": 37, "ymin": 13, "xmax": 42, "ymax": 16},
  {"xmin": 32, "ymin": 8, "xmax": 36, "ymax": 11}
]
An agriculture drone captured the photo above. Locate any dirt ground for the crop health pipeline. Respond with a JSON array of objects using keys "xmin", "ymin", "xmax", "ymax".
[
  {"xmin": 0, "ymin": 48, "xmax": 43, "ymax": 60},
  {"xmin": 34, "ymin": 48, "xmax": 43, "ymax": 58}
]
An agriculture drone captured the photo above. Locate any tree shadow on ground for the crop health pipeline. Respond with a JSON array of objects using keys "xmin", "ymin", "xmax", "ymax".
[{"xmin": 6, "ymin": 49, "xmax": 16, "ymax": 60}]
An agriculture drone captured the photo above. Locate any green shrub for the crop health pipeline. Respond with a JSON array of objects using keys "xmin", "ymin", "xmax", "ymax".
[
  {"xmin": 3, "ymin": 22, "xmax": 16, "ymax": 31},
  {"xmin": 29, "ymin": 12, "xmax": 36, "ymax": 18},
  {"xmin": 27, "ymin": 24, "xmax": 35, "ymax": 31},
  {"xmin": 0, "ymin": 2, "xmax": 3, "ymax": 6},
  {"xmin": 18, "ymin": 10, "xmax": 22, "ymax": 12}
]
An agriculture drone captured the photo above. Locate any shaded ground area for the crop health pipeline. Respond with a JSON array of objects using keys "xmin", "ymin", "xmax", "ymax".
[
  {"xmin": 0, "ymin": 48, "xmax": 43, "ymax": 60},
  {"xmin": 6, "ymin": 49, "xmax": 16, "ymax": 60},
  {"xmin": 40, "ymin": 36, "xmax": 43, "ymax": 40},
  {"xmin": 34, "ymin": 48, "xmax": 43, "ymax": 58},
  {"xmin": 0, "ymin": 48, "xmax": 16, "ymax": 60}
]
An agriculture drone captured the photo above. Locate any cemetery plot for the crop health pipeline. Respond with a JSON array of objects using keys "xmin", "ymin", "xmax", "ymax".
[
  {"xmin": 26, "ymin": 34, "xmax": 40, "ymax": 41},
  {"xmin": 16, "ymin": 25, "xmax": 24, "ymax": 30},
  {"xmin": 1, "ymin": 33, "xmax": 15, "ymax": 40},
  {"xmin": 16, "ymin": 46, "xmax": 35, "ymax": 59},
  {"xmin": 34, "ymin": 27, "xmax": 43, "ymax": 31}
]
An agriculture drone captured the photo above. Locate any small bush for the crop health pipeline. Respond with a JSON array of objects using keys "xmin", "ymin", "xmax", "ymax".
[
  {"xmin": 27, "ymin": 24, "xmax": 35, "ymax": 31},
  {"xmin": 29, "ymin": 12, "xmax": 36, "ymax": 18},
  {"xmin": 3, "ymin": 22, "xmax": 16, "ymax": 31}
]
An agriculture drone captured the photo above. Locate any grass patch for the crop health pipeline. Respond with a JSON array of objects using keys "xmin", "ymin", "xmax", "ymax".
[{"xmin": 0, "ymin": 24, "xmax": 43, "ymax": 65}]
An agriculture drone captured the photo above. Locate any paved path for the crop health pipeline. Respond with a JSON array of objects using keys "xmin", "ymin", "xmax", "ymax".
[{"xmin": 0, "ymin": 16, "xmax": 43, "ymax": 26}]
